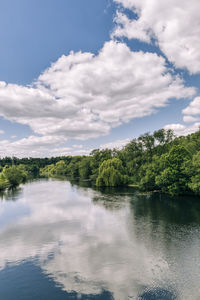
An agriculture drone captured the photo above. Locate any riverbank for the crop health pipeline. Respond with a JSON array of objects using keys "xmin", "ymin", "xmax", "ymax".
[{"xmin": 1, "ymin": 128, "xmax": 200, "ymax": 197}]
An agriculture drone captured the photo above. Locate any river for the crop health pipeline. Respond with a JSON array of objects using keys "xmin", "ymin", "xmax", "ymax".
[{"xmin": 0, "ymin": 179, "xmax": 200, "ymax": 300}]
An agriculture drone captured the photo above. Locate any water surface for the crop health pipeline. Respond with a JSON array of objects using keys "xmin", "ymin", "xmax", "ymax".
[{"xmin": 0, "ymin": 179, "xmax": 200, "ymax": 300}]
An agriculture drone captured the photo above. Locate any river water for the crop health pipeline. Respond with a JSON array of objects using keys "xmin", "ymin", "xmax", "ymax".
[{"xmin": 0, "ymin": 179, "xmax": 200, "ymax": 300}]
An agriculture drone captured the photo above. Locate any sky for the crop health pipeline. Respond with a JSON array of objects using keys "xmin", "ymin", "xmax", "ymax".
[{"xmin": 0, "ymin": 0, "xmax": 199, "ymax": 157}]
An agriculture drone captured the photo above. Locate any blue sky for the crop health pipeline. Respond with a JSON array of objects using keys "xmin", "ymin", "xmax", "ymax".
[
  {"xmin": 0, "ymin": 0, "xmax": 199, "ymax": 157},
  {"xmin": 0, "ymin": 0, "xmax": 115, "ymax": 84}
]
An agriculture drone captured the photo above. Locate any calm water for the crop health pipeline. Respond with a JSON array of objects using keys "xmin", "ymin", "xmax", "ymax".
[{"xmin": 0, "ymin": 179, "xmax": 200, "ymax": 300}]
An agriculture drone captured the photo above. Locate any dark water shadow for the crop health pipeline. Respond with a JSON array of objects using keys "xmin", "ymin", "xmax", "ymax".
[
  {"xmin": 91, "ymin": 186, "xmax": 137, "ymax": 211},
  {"xmin": 0, "ymin": 186, "xmax": 23, "ymax": 202},
  {"xmin": 131, "ymin": 192, "xmax": 200, "ymax": 226},
  {"xmin": 138, "ymin": 288, "xmax": 176, "ymax": 300}
]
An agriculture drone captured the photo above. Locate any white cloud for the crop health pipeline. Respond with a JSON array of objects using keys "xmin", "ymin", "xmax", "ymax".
[
  {"xmin": 0, "ymin": 136, "xmax": 64, "ymax": 158},
  {"xmin": 164, "ymin": 122, "xmax": 200, "ymax": 136},
  {"xmin": 182, "ymin": 97, "xmax": 200, "ymax": 118},
  {"xmin": 0, "ymin": 130, "xmax": 4, "ymax": 135},
  {"xmin": 0, "ymin": 137, "xmax": 90, "ymax": 158},
  {"xmin": 113, "ymin": 0, "xmax": 200, "ymax": 74},
  {"xmin": 165, "ymin": 97, "xmax": 200, "ymax": 136},
  {"xmin": 72, "ymin": 144, "xmax": 83, "ymax": 149},
  {"xmin": 183, "ymin": 116, "xmax": 199, "ymax": 124},
  {"xmin": 100, "ymin": 138, "xmax": 130, "ymax": 150},
  {"xmin": 112, "ymin": 11, "xmax": 151, "ymax": 42},
  {"xmin": 0, "ymin": 41, "xmax": 196, "ymax": 156},
  {"xmin": 49, "ymin": 147, "xmax": 90, "ymax": 157}
]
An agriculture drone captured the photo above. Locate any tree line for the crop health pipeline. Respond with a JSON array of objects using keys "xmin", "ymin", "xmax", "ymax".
[{"xmin": 1, "ymin": 128, "xmax": 200, "ymax": 196}]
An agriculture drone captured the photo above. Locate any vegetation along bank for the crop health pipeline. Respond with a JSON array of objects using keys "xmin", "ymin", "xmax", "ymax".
[{"xmin": 1, "ymin": 128, "xmax": 200, "ymax": 197}]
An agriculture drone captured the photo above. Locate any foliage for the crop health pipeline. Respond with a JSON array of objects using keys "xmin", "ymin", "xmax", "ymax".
[
  {"xmin": 139, "ymin": 155, "xmax": 161, "ymax": 191},
  {"xmin": 155, "ymin": 146, "xmax": 191, "ymax": 196},
  {"xmin": 3, "ymin": 165, "xmax": 28, "ymax": 187},
  {"xmin": 90, "ymin": 149, "xmax": 113, "ymax": 181},
  {"xmin": 96, "ymin": 158, "xmax": 128, "ymax": 187},
  {"xmin": 0, "ymin": 173, "xmax": 9, "ymax": 190},
  {"xmin": 188, "ymin": 151, "xmax": 200, "ymax": 194},
  {"xmin": 1, "ymin": 128, "xmax": 200, "ymax": 196},
  {"xmin": 52, "ymin": 160, "xmax": 67, "ymax": 176},
  {"xmin": 66, "ymin": 157, "xmax": 82, "ymax": 179},
  {"xmin": 79, "ymin": 157, "xmax": 92, "ymax": 180}
]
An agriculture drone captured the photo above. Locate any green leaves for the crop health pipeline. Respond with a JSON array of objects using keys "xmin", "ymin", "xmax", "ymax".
[
  {"xmin": 2, "ymin": 165, "xmax": 28, "ymax": 187},
  {"xmin": 96, "ymin": 158, "xmax": 128, "ymax": 187},
  {"xmin": 155, "ymin": 146, "xmax": 191, "ymax": 196}
]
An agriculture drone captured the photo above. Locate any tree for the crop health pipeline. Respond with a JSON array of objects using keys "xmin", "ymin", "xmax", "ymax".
[
  {"xmin": 90, "ymin": 149, "xmax": 112, "ymax": 181},
  {"xmin": 139, "ymin": 155, "xmax": 161, "ymax": 191},
  {"xmin": 155, "ymin": 145, "xmax": 191, "ymax": 196},
  {"xmin": 66, "ymin": 157, "xmax": 82, "ymax": 179},
  {"xmin": 3, "ymin": 165, "xmax": 28, "ymax": 187},
  {"xmin": 153, "ymin": 129, "xmax": 174, "ymax": 145},
  {"xmin": 138, "ymin": 132, "xmax": 155, "ymax": 162},
  {"xmin": 53, "ymin": 160, "xmax": 67, "ymax": 176},
  {"xmin": 0, "ymin": 173, "xmax": 9, "ymax": 190},
  {"xmin": 188, "ymin": 151, "xmax": 200, "ymax": 194},
  {"xmin": 96, "ymin": 158, "xmax": 128, "ymax": 187},
  {"xmin": 79, "ymin": 157, "xmax": 92, "ymax": 180}
]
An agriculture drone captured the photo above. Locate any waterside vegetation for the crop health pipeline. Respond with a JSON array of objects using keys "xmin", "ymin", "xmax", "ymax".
[{"xmin": 1, "ymin": 128, "xmax": 200, "ymax": 197}]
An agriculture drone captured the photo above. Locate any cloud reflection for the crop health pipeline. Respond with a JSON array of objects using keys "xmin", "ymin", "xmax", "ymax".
[{"xmin": 0, "ymin": 180, "xmax": 199, "ymax": 299}]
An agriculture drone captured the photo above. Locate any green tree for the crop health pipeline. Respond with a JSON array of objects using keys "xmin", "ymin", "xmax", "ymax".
[
  {"xmin": 90, "ymin": 149, "xmax": 112, "ymax": 181},
  {"xmin": 53, "ymin": 160, "xmax": 67, "ymax": 176},
  {"xmin": 139, "ymin": 155, "xmax": 161, "ymax": 191},
  {"xmin": 66, "ymin": 157, "xmax": 82, "ymax": 179},
  {"xmin": 96, "ymin": 158, "xmax": 128, "ymax": 187},
  {"xmin": 3, "ymin": 165, "xmax": 28, "ymax": 187},
  {"xmin": 138, "ymin": 132, "xmax": 155, "ymax": 162},
  {"xmin": 40, "ymin": 164, "xmax": 55, "ymax": 177},
  {"xmin": 0, "ymin": 173, "xmax": 9, "ymax": 190},
  {"xmin": 188, "ymin": 151, "xmax": 200, "ymax": 194},
  {"xmin": 153, "ymin": 128, "xmax": 174, "ymax": 146},
  {"xmin": 155, "ymin": 145, "xmax": 191, "ymax": 196},
  {"xmin": 79, "ymin": 157, "xmax": 92, "ymax": 180}
]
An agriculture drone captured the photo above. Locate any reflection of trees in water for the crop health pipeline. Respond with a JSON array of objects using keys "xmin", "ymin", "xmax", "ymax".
[
  {"xmin": 0, "ymin": 178, "xmax": 50, "ymax": 202},
  {"xmin": 131, "ymin": 193, "xmax": 200, "ymax": 226},
  {"xmin": 127, "ymin": 192, "xmax": 200, "ymax": 258},
  {"xmin": 68, "ymin": 179, "xmax": 94, "ymax": 189},
  {"xmin": 0, "ymin": 180, "xmax": 199, "ymax": 299},
  {"xmin": 92, "ymin": 194, "xmax": 127, "ymax": 211},
  {"xmin": 91, "ymin": 187, "xmax": 137, "ymax": 211},
  {"xmin": 0, "ymin": 186, "xmax": 22, "ymax": 202}
]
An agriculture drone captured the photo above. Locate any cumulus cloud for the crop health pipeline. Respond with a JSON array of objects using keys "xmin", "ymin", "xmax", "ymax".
[
  {"xmin": 164, "ymin": 122, "xmax": 200, "ymax": 136},
  {"xmin": 0, "ymin": 136, "xmax": 64, "ymax": 158},
  {"xmin": 100, "ymin": 138, "xmax": 130, "ymax": 150},
  {"xmin": 0, "ymin": 137, "xmax": 90, "ymax": 158},
  {"xmin": 112, "ymin": 11, "xmax": 151, "ymax": 42},
  {"xmin": 0, "ymin": 41, "xmax": 196, "ymax": 156},
  {"xmin": 164, "ymin": 97, "xmax": 200, "ymax": 136},
  {"xmin": 182, "ymin": 97, "xmax": 200, "ymax": 119},
  {"xmin": 183, "ymin": 116, "xmax": 199, "ymax": 124},
  {"xmin": 113, "ymin": 0, "xmax": 200, "ymax": 74}
]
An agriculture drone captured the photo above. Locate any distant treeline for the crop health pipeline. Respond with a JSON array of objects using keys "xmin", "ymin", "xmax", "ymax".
[{"xmin": 1, "ymin": 128, "xmax": 200, "ymax": 196}]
